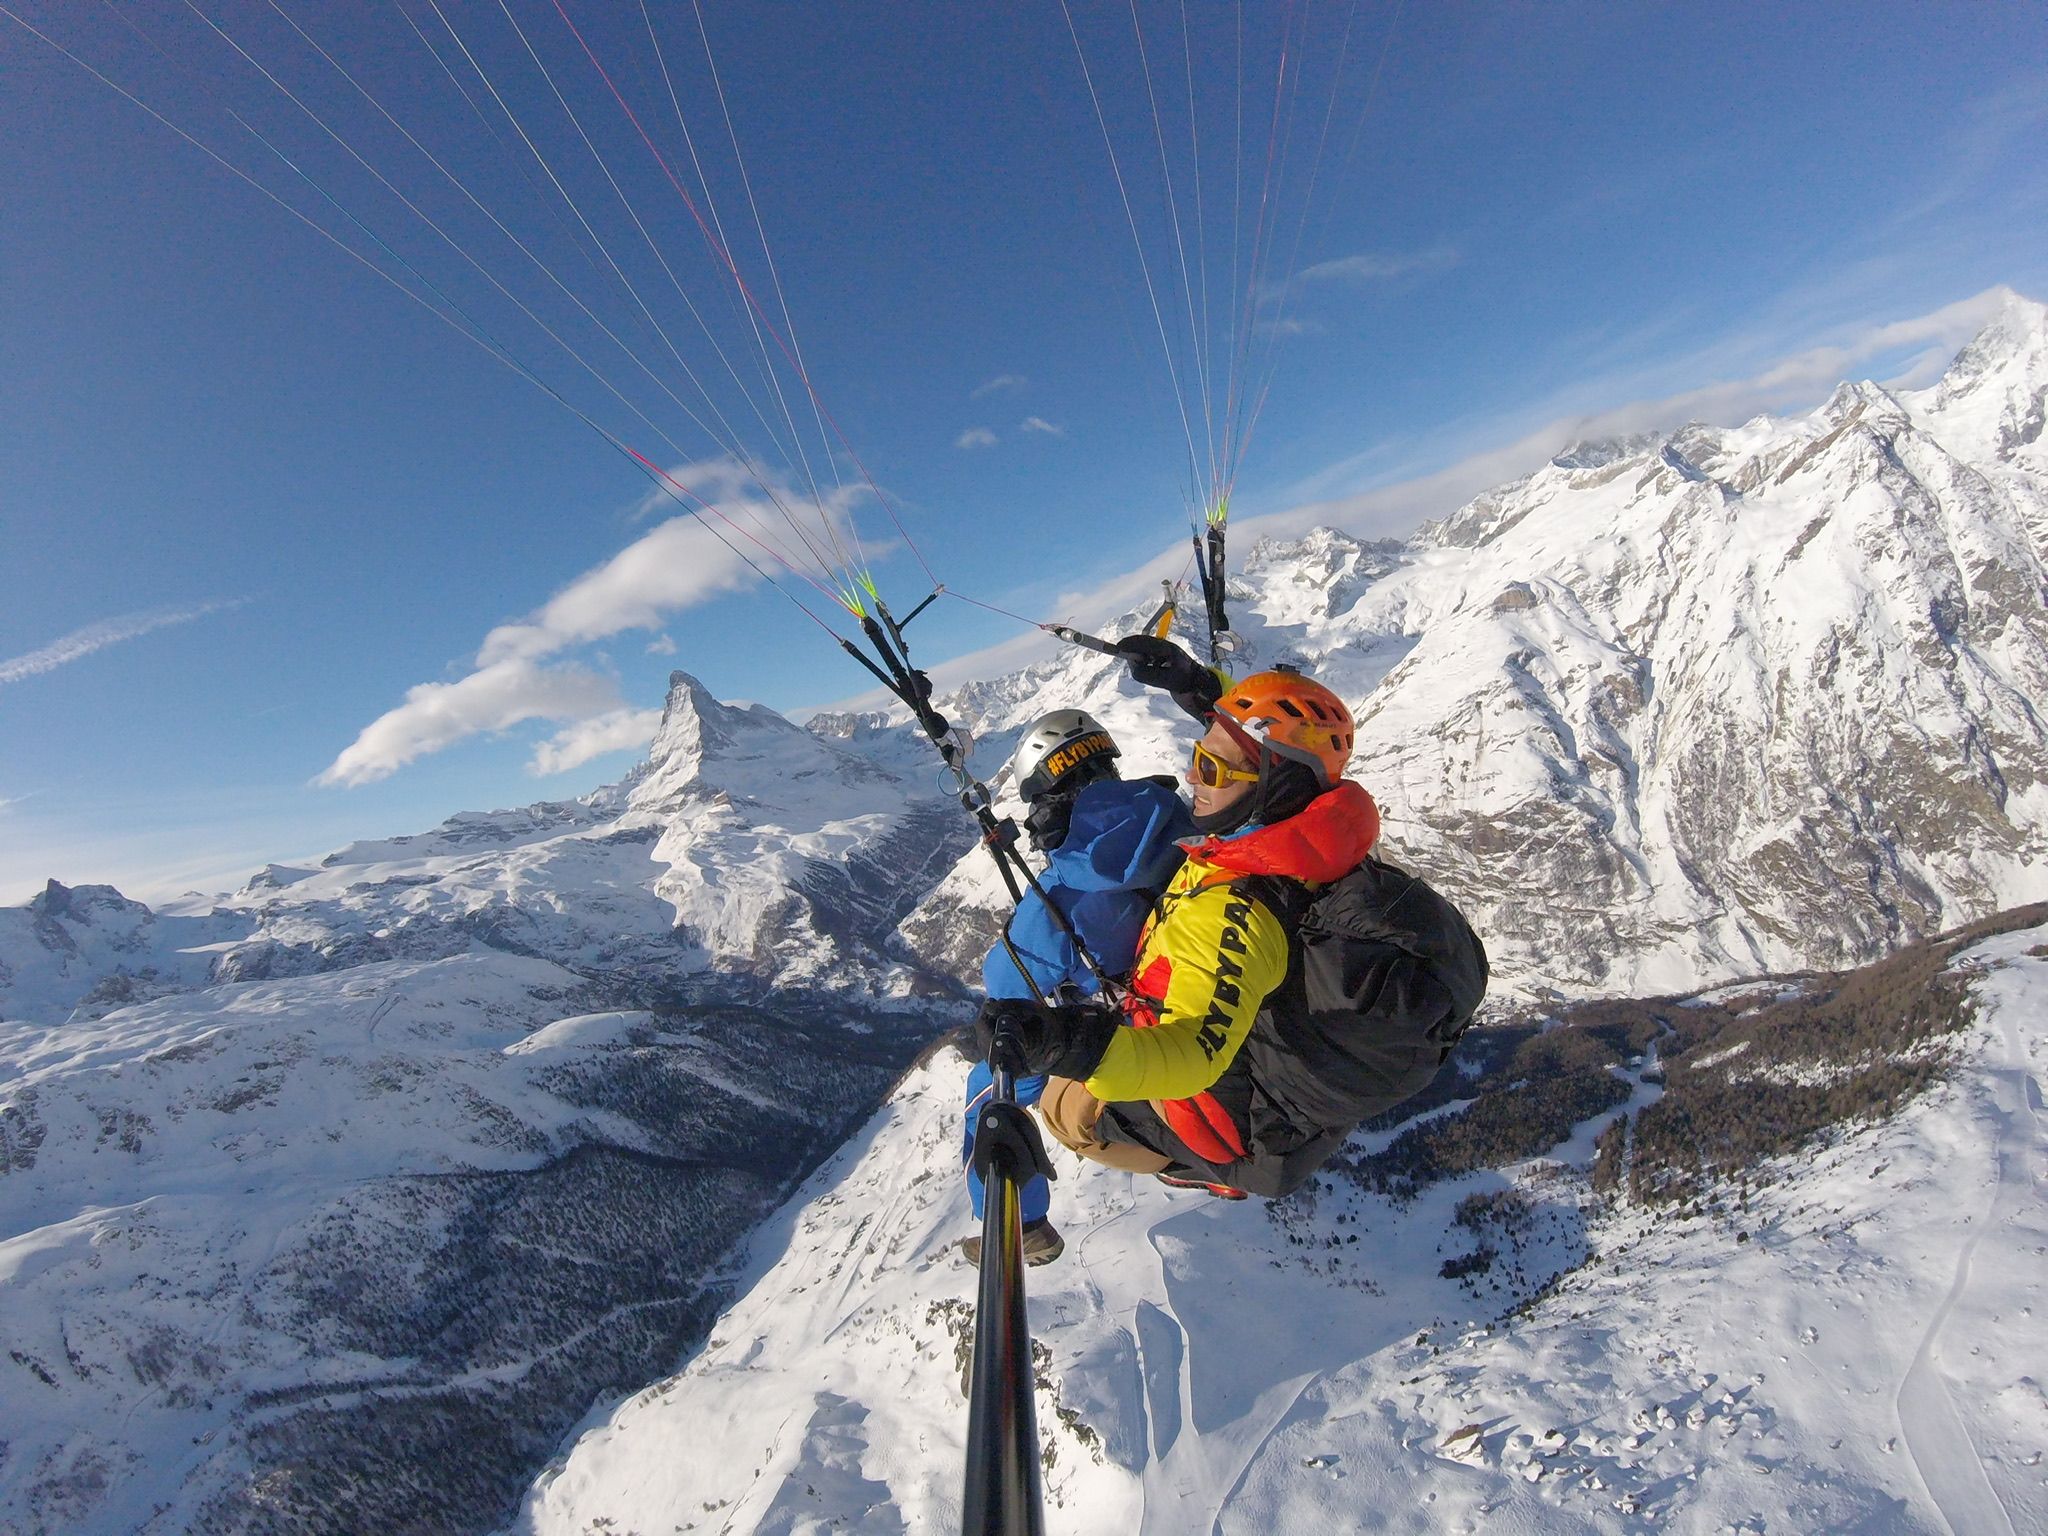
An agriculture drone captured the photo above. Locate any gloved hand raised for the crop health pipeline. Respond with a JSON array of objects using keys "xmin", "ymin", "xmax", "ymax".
[
  {"xmin": 975, "ymin": 996, "xmax": 1120, "ymax": 1082},
  {"xmin": 1115, "ymin": 634, "xmax": 1224, "ymax": 719}
]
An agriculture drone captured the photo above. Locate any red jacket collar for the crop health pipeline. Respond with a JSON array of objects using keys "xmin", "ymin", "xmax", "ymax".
[{"xmin": 1181, "ymin": 780, "xmax": 1381, "ymax": 883}]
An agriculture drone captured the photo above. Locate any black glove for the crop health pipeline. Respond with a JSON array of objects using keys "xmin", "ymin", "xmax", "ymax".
[
  {"xmin": 975, "ymin": 997, "xmax": 1121, "ymax": 1081},
  {"xmin": 1116, "ymin": 634, "xmax": 1224, "ymax": 720}
]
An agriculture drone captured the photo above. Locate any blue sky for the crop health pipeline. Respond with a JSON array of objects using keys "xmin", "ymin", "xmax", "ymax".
[{"xmin": 3, "ymin": 1, "xmax": 2045, "ymax": 904}]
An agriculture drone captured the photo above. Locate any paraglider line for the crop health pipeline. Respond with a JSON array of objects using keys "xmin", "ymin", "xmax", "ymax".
[{"xmin": 545, "ymin": 0, "xmax": 939, "ymax": 588}]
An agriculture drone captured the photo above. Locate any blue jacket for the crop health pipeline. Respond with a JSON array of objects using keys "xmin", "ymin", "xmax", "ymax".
[{"xmin": 982, "ymin": 776, "xmax": 1195, "ymax": 1000}]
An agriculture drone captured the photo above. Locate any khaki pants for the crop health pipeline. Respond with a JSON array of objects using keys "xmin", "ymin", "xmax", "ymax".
[{"xmin": 1038, "ymin": 1077, "xmax": 1172, "ymax": 1175}]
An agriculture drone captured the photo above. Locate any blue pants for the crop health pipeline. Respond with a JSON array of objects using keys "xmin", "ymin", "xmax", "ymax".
[{"xmin": 963, "ymin": 1061, "xmax": 1049, "ymax": 1222}]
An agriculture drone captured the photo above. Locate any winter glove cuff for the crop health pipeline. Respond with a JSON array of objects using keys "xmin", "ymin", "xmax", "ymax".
[
  {"xmin": 1041, "ymin": 1006, "xmax": 1121, "ymax": 1082},
  {"xmin": 975, "ymin": 997, "xmax": 1120, "ymax": 1081},
  {"xmin": 1117, "ymin": 633, "xmax": 1227, "ymax": 722}
]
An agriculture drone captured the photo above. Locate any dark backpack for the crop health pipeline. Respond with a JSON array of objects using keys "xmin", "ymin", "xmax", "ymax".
[{"xmin": 1215, "ymin": 856, "xmax": 1488, "ymax": 1190}]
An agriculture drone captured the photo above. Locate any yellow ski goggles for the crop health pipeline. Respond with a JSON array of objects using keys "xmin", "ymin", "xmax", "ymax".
[{"xmin": 1190, "ymin": 740, "xmax": 1260, "ymax": 789}]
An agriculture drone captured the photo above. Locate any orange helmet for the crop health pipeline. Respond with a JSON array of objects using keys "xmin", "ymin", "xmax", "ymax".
[{"xmin": 1213, "ymin": 668, "xmax": 1354, "ymax": 784}]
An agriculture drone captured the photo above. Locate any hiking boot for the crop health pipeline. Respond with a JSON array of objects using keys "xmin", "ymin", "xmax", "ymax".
[
  {"xmin": 958, "ymin": 1217, "xmax": 1065, "ymax": 1268},
  {"xmin": 1156, "ymin": 1173, "xmax": 1249, "ymax": 1200}
]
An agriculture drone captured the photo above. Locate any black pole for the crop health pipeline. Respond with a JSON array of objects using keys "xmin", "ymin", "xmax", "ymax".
[
  {"xmin": 1203, "ymin": 524, "xmax": 1230, "ymax": 666},
  {"xmin": 963, "ymin": 1034, "xmax": 1053, "ymax": 1536},
  {"xmin": 825, "ymin": 599, "xmax": 1090, "ymax": 1526}
]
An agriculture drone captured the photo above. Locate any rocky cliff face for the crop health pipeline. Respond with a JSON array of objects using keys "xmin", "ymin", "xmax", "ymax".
[{"xmin": 1345, "ymin": 299, "xmax": 2048, "ymax": 992}]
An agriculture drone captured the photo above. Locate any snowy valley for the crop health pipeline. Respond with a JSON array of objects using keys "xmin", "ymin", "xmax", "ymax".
[{"xmin": 4, "ymin": 295, "xmax": 2048, "ymax": 1533}]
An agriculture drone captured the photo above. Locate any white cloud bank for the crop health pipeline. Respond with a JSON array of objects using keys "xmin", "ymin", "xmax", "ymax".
[
  {"xmin": 320, "ymin": 460, "xmax": 854, "ymax": 786},
  {"xmin": 476, "ymin": 513, "xmax": 757, "ymax": 667},
  {"xmin": 318, "ymin": 659, "xmax": 620, "ymax": 788},
  {"xmin": 0, "ymin": 600, "xmax": 245, "ymax": 687}
]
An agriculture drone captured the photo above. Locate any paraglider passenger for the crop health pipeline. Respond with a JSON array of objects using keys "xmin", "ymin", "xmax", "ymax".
[{"xmin": 959, "ymin": 709, "xmax": 1193, "ymax": 1265}]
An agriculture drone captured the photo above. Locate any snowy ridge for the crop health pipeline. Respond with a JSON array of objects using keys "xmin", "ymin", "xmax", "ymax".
[
  {"xmin": 899, "ymin": 293, "xmax": 2048, "ymax": 998},
  {"xmin": 518, "ymin": 921, "xmax": 2048, "ymax": 1535},
  {"xmin": 0, "ymin": 669, "xmax": 966, "ymax": 1534},
  {"xmin": 0, "ymin": 882, "xmax": 250, "ymax": 1026}
]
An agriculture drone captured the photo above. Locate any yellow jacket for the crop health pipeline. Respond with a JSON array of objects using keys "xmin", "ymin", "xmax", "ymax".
[
  {"xmin": 1081, "ymin": 781, "xmax": 1384, "ymax": 1145},
  {"xmin": 1083, "ymin": 852, "xmax": 1291, "ymax": 1103}
]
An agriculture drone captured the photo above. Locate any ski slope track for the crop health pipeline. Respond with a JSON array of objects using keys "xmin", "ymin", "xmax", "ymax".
[
  {"xmin": 3, "ymin": 297, "xmax": 2048, "ymax": 1532},
  {"xmin": 518, "ymin": 925, "xmax": 2048, "ymax": 1534}
]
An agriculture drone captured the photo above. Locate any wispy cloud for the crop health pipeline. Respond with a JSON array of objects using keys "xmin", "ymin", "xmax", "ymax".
[
  {"xmin": 971, "ymin": 374, "xmax": 1026, "ymax": 399},
  {"xmin": 0, "ymin": 600, "xmax": 245, "ymax": 687},
  {"xmin": 1257, "ymin": 246, "xmax": 1460, "ymax": 315},
  {"xmin": 1283, "ymin": 284, "xmax": 2018, "ymax": 509},
  {"xmin": 645, "ymin": 633, "xmax": 677, "ymax": 656},
  {"xmin": 1293, "ymin": 246, "xmax": 1460, "ymax": 288},
  {"xmin": 955, "ymin": 427, "xmax": 999, "ymax": 450},
  {"xmin": 529, "ymin": 707, "xmax": 664, "ymax": 776},
  {"xmin": 1019, "ymin": 416, "xmax": 1065, "ymax": 437},
  {"xmin": 1895, "ymin": 76, "xmax": 2048, "ymax": 223},
  {"xmin": 321, "ymin": 459, "xmax": 852, "ymax": 785}
]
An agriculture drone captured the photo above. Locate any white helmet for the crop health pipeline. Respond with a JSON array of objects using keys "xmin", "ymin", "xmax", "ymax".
[{"xmin": 1009, "ymin": 709, "xmax": 1120, "ymax": 804}]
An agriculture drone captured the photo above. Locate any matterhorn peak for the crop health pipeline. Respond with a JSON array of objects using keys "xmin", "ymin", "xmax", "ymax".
[
  {"xmin": 629, "ymin": 669, "xmax": 902, "ymax": 822},
  {"xmin": 649, "ymin": 669, "xmax": 754, "ymax": 763}
]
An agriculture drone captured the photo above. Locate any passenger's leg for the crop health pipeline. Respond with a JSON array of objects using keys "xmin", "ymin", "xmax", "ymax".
[{"xmin": 963, "ymin": 1061, "xmax": 1050, "ymax": 1221}]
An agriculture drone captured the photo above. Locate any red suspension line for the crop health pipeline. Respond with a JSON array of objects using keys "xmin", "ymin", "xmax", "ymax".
[{"xmin": 545, "ymin": 0, "xmax": 939, "ymax": 587}]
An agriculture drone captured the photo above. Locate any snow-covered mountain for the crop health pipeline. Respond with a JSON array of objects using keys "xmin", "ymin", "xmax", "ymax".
[
  {"xmin": 4, "ymin": 294, "xmax": 2047, "ymax": 1533},
  {"xmin": 0, "ymin": 881, "xmax": 250, "ymax": 1024},
  {"xmin": 0, "ymin": 675, "xmax": 967, "ymax": 1534},
  {"xmin": 904, "ymin": 292, "xmax": 2048, "ymax": 998}
]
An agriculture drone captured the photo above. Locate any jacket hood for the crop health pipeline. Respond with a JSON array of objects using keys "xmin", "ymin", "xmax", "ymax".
[
  {"xmin": 1180, "ymin": 779, "xmax": 1380, "ymax": 883},
  {"xmin": 1050, "ymin": 777, "xmax": 1197, "ymax": 893}
]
